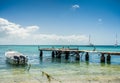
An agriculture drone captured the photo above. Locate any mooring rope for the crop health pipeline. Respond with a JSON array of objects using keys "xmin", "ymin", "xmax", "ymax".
[
  {"xmin": 25, "ymin": 63, "xmax": 62, "ymax": 83},
  {"xmin": 41, "ymin": 70, "xmax": 62, "ymax": 83}
]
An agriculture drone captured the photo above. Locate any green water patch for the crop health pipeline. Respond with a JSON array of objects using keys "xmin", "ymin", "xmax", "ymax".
[{"xmin": 0, "ymin": 63, "xmax": 120, "ymax": 83}]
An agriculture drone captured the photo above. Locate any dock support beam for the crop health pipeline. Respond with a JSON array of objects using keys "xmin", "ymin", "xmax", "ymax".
[
  {"xmin": 101, "ymin": 53, "xmax": 105, "ymax": 63},
  {"xmin": 40, "ymin": 50, "xmax": 43, "ymax": 58},
  {"xmin": 56, "ymin": 51, "xmax": 61, "ymax": 59},
  {"xmin": 55, "ymin": 51, "xmax": 58, "ymax": 56},
  {"xmin": 85, "ymin": 52, "xmax": 89, "ymax": 61},
  {"xmin": 75, "ymin": 52, "xmax": 80, "ymax": 61},
  {"xmin": 52, "ymin": 51, "xmax": 55, "ymax": 58},
  {"xmin": 65, "ymin": 51, "xmax": 69, "ymax": 60},
  {"xmin": 107, "ymin": 53, "xmax": 111, "ymax": 64}
]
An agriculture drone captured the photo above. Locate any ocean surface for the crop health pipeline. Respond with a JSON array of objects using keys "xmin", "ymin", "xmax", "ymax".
[{"xmin": 0, "ymin": 45, "xmax": 120, "ymax": 83}]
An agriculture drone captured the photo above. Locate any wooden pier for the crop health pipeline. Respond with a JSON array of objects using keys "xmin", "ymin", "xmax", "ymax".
[{"xmin": 38, "ymin": 47, "xmax": 120, "ymax": 63}]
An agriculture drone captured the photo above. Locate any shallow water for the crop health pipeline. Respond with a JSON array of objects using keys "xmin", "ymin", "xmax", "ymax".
[{"xmin": 0, "ymin": 45, "xmax": 120, "ymax": 83}]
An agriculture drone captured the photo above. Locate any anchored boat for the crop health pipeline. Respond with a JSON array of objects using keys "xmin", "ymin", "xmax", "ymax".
[{"xmin": 5, "ymin": 50, "xmax": 28, "ymax": 65}]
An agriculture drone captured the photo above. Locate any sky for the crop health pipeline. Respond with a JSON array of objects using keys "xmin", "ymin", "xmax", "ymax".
[{"xmin": 0, "ymin": 0, "xmax": 120, "ymax": 45}]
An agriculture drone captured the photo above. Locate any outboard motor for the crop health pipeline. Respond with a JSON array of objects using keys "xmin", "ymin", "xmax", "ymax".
[
  {"xmin": 14, "ymin": 56, "xmax": 19, "ymax": 64},
  {"xmin": 20, "ymin": 56, "xmax": 25, "ymax": 64}
]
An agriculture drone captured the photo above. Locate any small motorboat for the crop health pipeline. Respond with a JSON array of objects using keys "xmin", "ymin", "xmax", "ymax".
[{"xmin": 5, "ymin": 50, "xmax": 28, "ymax": 65}]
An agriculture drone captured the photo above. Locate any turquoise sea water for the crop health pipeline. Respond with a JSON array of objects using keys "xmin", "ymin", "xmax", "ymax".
[{"xmin": 0, "ymin": 45, "xmax": 120, "ymax": 83}]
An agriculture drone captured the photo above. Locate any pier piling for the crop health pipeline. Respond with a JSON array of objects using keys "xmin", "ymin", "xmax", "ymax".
[
  {"xmin": 107, "ymin": 53, "xmax": 111, "ymax": 64},
  {"xmin": 52, "ymin": 51, "xmax": 55, "ymax": 58},
  {"xmin": 75, "ymin": 52, "xmax": 80, "ymax": 61},
  {"xmin": 85, "ymin": 52, "xmax": 89, "ymax": 61},
  {"xmin": 65, "ymin": 51, "xmax": 69, "ymax": 60},
  {"xmin": 40, "ymin": 50, "xmax": 43, "ymax": 58},
  {"xmin": 56, "ymin": 51, "xmax": 61, "ymax": 59},
  {"xmin": 101, "ymin": 53, "xmax": 105, "ymax": 63}
]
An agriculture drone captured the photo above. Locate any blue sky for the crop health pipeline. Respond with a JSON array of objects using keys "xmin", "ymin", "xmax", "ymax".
[{"xmin": 0, "ymin": 0, "xmax": 120, "ymax": 45}]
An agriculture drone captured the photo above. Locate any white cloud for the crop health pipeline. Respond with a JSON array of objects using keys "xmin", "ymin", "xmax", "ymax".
[
  {"xmin": 26, "ymin": 26, "xmax": 39, "ymax": 32},
  {"xmin": 0, "ymin": 18, "xmax": 39, "ymax": 38},
  {"xmin": 0, "ymin": 18, "xmax": 88, "ymax": 45},
  {"xmin": 72, "ymin": 4, "xmax": 80, "ymax": 9}
]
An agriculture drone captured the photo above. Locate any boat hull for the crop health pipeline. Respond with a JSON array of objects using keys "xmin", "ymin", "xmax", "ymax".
[{"xmin": 5, "ymin": 51, "xmax": 28, "ymax": 65}]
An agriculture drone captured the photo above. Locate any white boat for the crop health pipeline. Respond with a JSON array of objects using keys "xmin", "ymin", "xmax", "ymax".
[
  {"xmin": 87, "ymin": 35, "xmax": 94, "ymax": 46},
  {"xmin": 5, "ymin": 51, "xmax": 28, "ymax": 65},
  {"xmin": 114, "ymin": 34, "xmax": 118, "ymax": 47}
]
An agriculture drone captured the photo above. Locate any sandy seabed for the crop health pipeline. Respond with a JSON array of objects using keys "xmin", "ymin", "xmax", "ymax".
[
  {"xmin": 0, "ymin": 72, "xmax": 120, "ymax": 83},
  {"xmin": 0, "ymin": 77, "xmax": 120, "ymax": 83},
  {"xmin": 0, "ymin": 63, "xmax": 120, "ymax": 83}
]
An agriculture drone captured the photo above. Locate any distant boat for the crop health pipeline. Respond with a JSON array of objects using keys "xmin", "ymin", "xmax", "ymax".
[
  {"xmin": 88, "ymin": 35, "xmax": 94, "ymax": 46},
  {"xmin": 86, "ymin": 35, "xmax": 96, "ymax": 51},
  {"xmin": 5, "ymin": 50, "xmax": 28, "ymax": 65},
  {"xmin": 114, "ymin": 34, "xmax": 118, "ymax": 47}
]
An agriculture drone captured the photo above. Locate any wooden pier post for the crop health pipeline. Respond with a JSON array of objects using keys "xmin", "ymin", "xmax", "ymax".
[
  {"xmin": 52, "ymin": 51, "xmax": 55, "ymax": 58},
  {"xmin": 55, "ymin": 51, "xmax": 58, "ymax": 56},
  {"xmin": 75, "ymin": 52, "xmax": 80, "ymax": 61},
  {"xmin": 65, "ymin": 51, "xmax": 69, "ymax": 60},
  {"xmin": 40, "ymin": 50, "xmax": 43, "ymax": 58},
  {"xmin": 107, "ymin": 53, "xmax": 111, "ymax": 64},
  {"xmin": 85, "ymin": 52, "xmax": 89, "ymax": 61},
  {"xmin": 56, "ymin": 51, "xmax": 61, "ymax": 59},
  {"xmin": 101, "ymin": 53, "xmax": 105, "ymax": 63}
]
